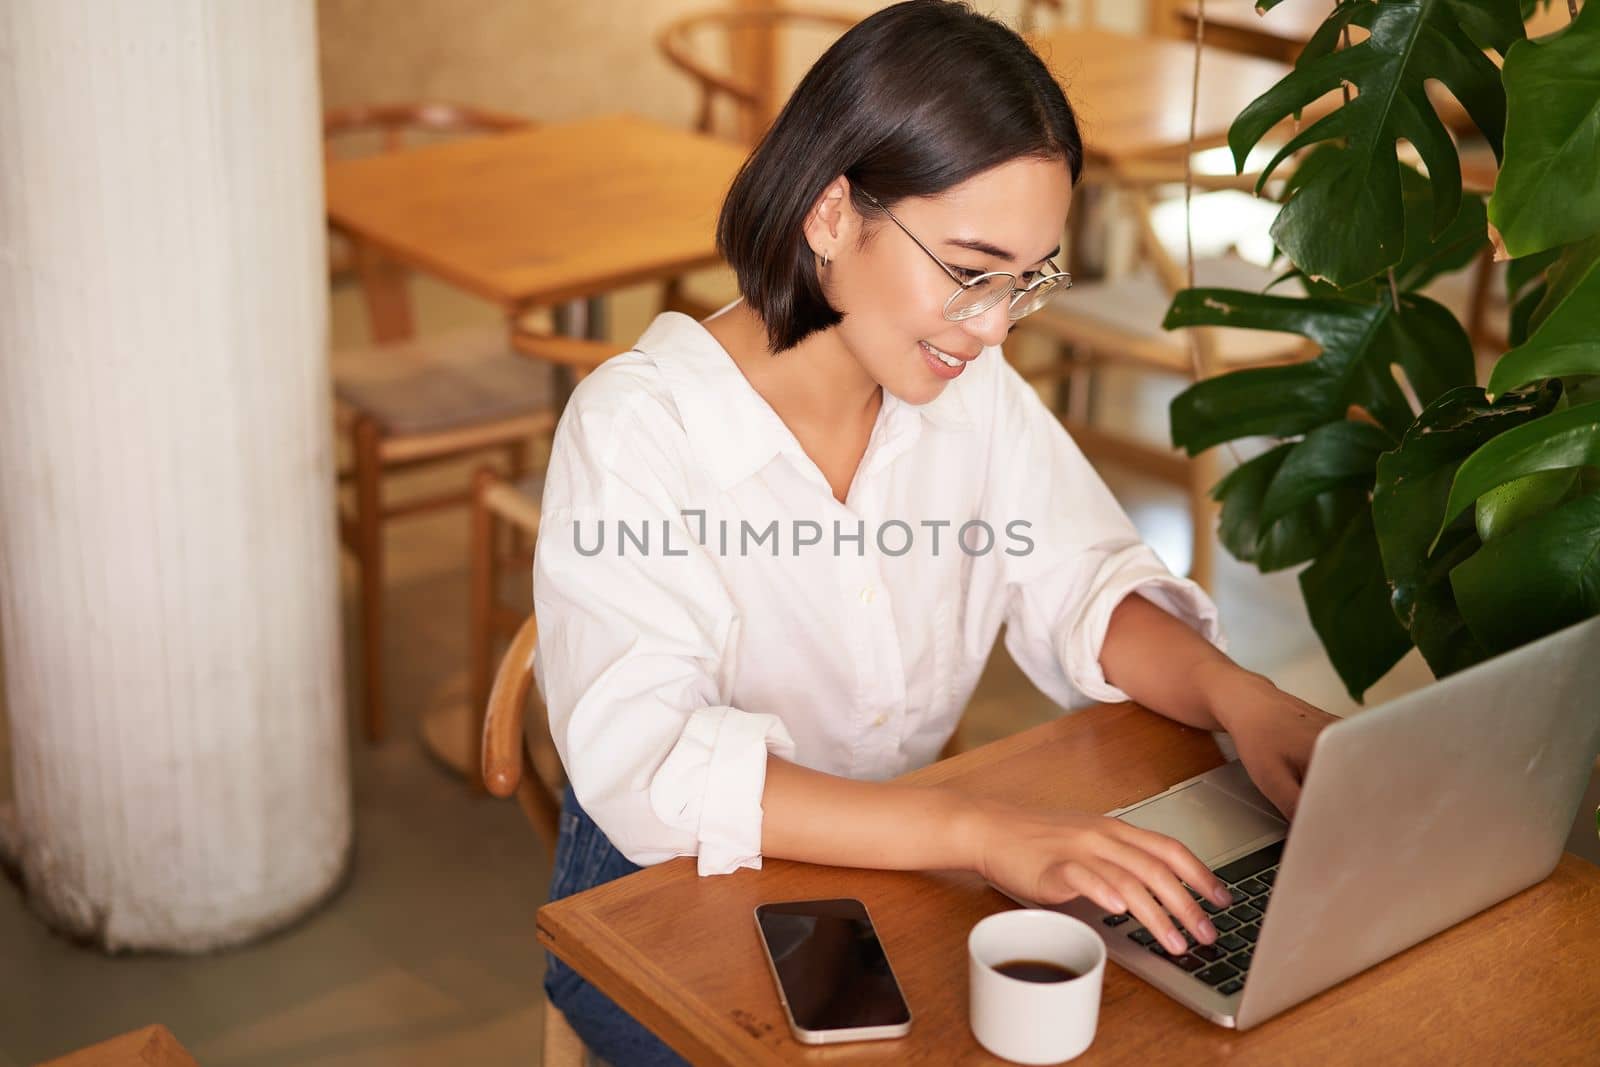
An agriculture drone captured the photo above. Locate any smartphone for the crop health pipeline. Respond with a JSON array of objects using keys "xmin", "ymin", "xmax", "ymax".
[{"xmin": 753, "ymin": 897, "xmax": 913, "ymax": 1045}]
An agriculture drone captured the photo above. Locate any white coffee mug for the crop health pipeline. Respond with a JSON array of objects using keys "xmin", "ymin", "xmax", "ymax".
[{"xmin": 968, "ymin": 909, "xmax": 1107, "ymax": 1064}]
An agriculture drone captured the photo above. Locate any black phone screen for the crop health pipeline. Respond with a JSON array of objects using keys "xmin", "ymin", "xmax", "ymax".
[{"xmin": 755, "ymin": 898, "xmax": 911, "ymax": 1033}]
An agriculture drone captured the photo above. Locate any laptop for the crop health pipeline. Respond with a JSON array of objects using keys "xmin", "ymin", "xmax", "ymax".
[{"xmin": 1010, "ymin": 613, "xmax": 1600, "ymax": 1029}]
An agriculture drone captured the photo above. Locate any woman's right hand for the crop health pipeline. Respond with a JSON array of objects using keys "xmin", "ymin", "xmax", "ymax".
[{"xmin": 962, "ymin": 800, "xmax": 1233, "ymax": 957}]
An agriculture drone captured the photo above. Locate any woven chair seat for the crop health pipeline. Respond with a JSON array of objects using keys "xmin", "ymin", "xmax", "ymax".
[
  {"xmin": 1031, "ymin": 255, "xmax": 1309, "ymax": 374},
  {"xmin": 333, "ymin": 326, "xmax": 559, "ymax": 436}
]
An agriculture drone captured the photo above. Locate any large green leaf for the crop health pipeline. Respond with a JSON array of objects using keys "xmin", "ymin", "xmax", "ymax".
[
  {"xmin": 1299, "ymin": 509, "xmax": 1415, "ymax": 702},
  {"xmin": 1213, "ymin": 445, "xmax": 1369, "ymax": 572},
  {"xmin": 1288, "ymin": 156, "xmax": 1489, "ymax": 298},
  {"xmin": 1259, "ymin": 420, "xmax": 1395, "ymax": 526},
  {"xmin": 1372, "ymin": 384, "xmax": 1561, "ymax": 677},
  {"xmin": 1435, "ymin": 399, "xmax": 1600, "ymax": 541},
  {"xmin": 1487, "ymin": 1, "xmax": 1600, "ymax": 258},
  {"xmin": 1451, "ymin": 489, "xmax": 1600, "ymax": 654},
  {"xmin": 1229, "ymin": 0, "xmax": 1523, "ymax": 286},
  {"xmin": 1488, "ymin": 236, "xmax": 1600, "ymax": 396},
  {"xmin": 1167, "ymin": 290, "xmax": 1475, "ymax": 453}
]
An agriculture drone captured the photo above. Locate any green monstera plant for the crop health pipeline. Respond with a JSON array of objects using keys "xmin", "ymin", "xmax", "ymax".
[{"xmin": 1167, "ymin": 0, "xmax": 1600, "ymax": 702}]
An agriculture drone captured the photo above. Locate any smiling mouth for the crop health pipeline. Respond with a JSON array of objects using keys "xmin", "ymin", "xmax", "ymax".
[{"xmin": 921, "ymin": 340, "xmax": 977, "ymax": 367}]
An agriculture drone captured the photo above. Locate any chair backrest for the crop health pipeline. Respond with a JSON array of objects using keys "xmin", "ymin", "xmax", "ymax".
[
  {"xmin": 507, "ymin": 325, "xmax": 619, "ymax": 383},
  {"xmin": 1017, "ymin": 0, "xmax": 1068, "ymax": 31},
  {"xmin": 323, "ymin": 102, "xmax": 532, "ymax": 158},
  {"xmin": 481, "ymin": 613, "xmax": 566, "ymax": 857},
  {"xmin": 657, "ymin": 7, "xmax": 858, "ymax": 145}
]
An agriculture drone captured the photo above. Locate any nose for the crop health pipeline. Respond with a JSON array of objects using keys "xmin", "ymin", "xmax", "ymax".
[{"xmin": 959, "ymin": 295, "xmax": 1013, "ymax": 349}]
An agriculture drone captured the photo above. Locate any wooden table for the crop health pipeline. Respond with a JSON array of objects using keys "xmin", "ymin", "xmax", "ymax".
[
  {"xmin": 1180, "ymin": 0, "xmax": 1577, "ymax": 63},
  {"xmin": 37, "ymin": 1025, "xmax": 198, "ymax": 1067},
  {"xmin": 325, "ymin": 114, "xmax": 748, "ymax": 777},
  {"xmin": 538, "ymin": 704, "xmax": 1600, "ymax": 1065},
  {"xmin": 1025, "ymin": 26, "xmax": 1311, "ymax": 165},
  {"xmin": 1177, "ymin": 1, "xmax": 1331, "ymax": 64},
  {"xmin": 325, "ymin": 112, "xmax": 747, "ymax": 336}
]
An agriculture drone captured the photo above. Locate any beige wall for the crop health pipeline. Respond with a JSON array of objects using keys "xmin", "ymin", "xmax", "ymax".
[{"xmin": 315, "ymin": 1, "xmax": 1147, "ymax": 130}]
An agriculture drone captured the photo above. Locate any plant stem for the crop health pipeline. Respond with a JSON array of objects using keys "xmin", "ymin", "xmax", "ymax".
[
  {"xmin": 1184, "ymin": 0, "xmax": 1203, "ymax": 368},
  {"xmin": 1388, "ymin": 268, "xmax": 1401, "ymax": 313}
]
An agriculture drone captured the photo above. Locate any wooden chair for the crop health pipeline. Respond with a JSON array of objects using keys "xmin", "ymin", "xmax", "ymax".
[
  {"xmin": 480, "ymin": 611, "xmax": 585, "ymax": 1067},
  {"xmin": 322, "ymin": 103, "xmax": 603, "ymax": 745},
  {"xmin": 1018, "ymin": 168, "xmax": 1315, "ymax": 590},
  {"xmin": 655, "ymin": 6, "xmax": 858, "ymax": 319},
  {"xmin": 657, "ymin": 6, "xmax": 858, "ymax": 146}
]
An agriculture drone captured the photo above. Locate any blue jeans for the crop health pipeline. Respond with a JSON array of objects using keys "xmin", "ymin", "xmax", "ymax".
[{"xmin": 544, "ymin": 784, "xmax": 690, "ymax": 1067}]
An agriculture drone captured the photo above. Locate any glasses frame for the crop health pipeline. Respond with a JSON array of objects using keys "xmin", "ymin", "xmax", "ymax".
[{"xmin": 858, "ymin": 191, "xmax": 1071, "ymax": 322}]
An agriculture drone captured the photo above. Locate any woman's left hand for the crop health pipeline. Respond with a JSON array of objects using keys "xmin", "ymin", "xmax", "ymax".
[{"xmin": 1198, "ymin": 664, "xmax": 1339, "ymax": 819}]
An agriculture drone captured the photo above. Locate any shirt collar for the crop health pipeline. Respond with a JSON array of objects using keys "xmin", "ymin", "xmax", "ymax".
[{"xmin": 638, "ymin": 310, "xmax": 975, "ymax": 493}]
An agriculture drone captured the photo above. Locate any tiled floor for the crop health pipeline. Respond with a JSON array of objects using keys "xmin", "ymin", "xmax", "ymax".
[{"xmin": 1, "ymin": 274, "xmax": 1591, "ymax": 1066}]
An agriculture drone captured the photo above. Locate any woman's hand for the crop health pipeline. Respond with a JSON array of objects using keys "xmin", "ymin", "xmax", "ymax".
[
  {"xmin": 961, "ymin": 801, "xmax": 1234, "ymax": 957},
  {"xmin": 1197, "ymin": 662, "xmax": 1338, "ymax": 819}
]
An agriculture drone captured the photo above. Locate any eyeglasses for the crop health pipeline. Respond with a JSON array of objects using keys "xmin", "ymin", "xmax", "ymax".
[{"xmin": 859, "ymin": 191, "xmax": 1071, "ymax": 322}]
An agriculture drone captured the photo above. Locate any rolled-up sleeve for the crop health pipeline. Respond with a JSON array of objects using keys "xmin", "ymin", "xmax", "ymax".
[
  {"xmin": 984, "ymin": 358, "xmax": 1225, "ymax": 708},
  {"xmin": 533, "ymin": 385, "xmax": 796, "ymax": 875}
]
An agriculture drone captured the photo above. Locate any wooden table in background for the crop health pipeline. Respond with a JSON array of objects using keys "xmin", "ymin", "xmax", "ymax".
[
  {"xmin": 538, "ymin": 704, "xmax": 1600, "ymax": 1065},
  {"xmin": 324, "ymin": 112, "xmax": 747, "ymax": 335},
  {"xmin": 324, "ymin": 114, "xmax": 747, "ymax": 778},
  {"xmin": 1180, "ymin": 0, "xmax": 1577, "ymax": 63},
  {"xmin": 1178, "ymin": 1, "xmax": 1331, "ymax": 63},
  {"xmin": 1025, "ymin": 26, "xmax": 1309, "ymax": 165},
  {"xmin": 38, "ymin": 1026, "xmax": 198, "ymax": 1067}
]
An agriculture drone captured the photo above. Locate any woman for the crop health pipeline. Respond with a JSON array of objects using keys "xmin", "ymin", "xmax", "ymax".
[{"xmin": 534, "ymin": 2, "xmax": 1334, "ymax": 1062}]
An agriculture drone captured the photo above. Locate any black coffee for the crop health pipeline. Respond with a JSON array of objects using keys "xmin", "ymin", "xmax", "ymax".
[{"xmin": 993, "ymin": 959, "xmax": 1081, "ymax": 983}]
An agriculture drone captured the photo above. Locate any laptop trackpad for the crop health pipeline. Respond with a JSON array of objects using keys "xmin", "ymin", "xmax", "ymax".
[{"xmin": 1117, "ymin": 770, "xmax": 1286, "ymax": 867}]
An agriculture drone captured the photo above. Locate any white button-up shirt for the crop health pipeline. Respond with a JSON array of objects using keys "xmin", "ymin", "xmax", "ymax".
[{"xmin": 533, "ymin": 311, "xmax": 1224, "ymax": 875}]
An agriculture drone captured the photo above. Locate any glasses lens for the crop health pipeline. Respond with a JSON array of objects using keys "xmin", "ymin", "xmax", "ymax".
[
  {"xmin": 945, "ymin": 275, "xmax": 1013, "ymax": 321},
  {"xmin": 1008, "ymin": 277, "xmax": 1063, "ymax": 319}
]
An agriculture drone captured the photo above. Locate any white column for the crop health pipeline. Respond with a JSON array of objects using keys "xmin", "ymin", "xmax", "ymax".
[{"xmin": 0, "ymin": 0, "xmax": 350, "ymax": 951}]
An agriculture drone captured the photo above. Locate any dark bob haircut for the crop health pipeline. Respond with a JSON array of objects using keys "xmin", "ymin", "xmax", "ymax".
[{"xmin": 716, "ymin": 0, "xmax": 1084, "ymax": 354}]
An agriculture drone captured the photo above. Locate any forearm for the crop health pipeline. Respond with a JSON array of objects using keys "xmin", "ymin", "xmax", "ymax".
[
  {"xmin": 1098, "ymin": 592, "xmax": 1247, "ymax": 732},
  {"xmin": 760, "ymin": 755, "xmax": 985, "ymax": 872}
]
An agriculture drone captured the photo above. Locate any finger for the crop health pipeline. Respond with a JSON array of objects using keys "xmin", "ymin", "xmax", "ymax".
[
  {"xmin": 1097, "ymin": 836, "xmax": 1219, "ymax": 945},
  {"xmin": 1114, "ymin": 824, "xmax": 1230, "ymax": 907},
  {"xmin": 1097, "ymin": 863, "xmax": 1190, "ymax": 956},
  {"xmin": 1051, "ymin": 860, "xmax": 1128, "ymax": 915}
]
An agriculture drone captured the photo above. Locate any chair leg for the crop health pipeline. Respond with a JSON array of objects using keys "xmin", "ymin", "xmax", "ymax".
[
  {"xmin": 353, "ymin": 416, "xmax": 387, "ymax": 743},
  {"xmin": 542, "ymin": 997, "xmax": 586, "ymax": 1067},
  {"xmin": 1065, "ymin": 345, "xmax": 1095, "ymax": 425},
  {"xmin": 468, "ymin": 468, "xmax": 500, "ymax": 790}
]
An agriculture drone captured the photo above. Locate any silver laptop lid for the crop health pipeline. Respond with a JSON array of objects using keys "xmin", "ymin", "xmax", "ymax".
[{"xmin": 1238, "ymin": 614, "xmax": 1600, "ymax": 1029}]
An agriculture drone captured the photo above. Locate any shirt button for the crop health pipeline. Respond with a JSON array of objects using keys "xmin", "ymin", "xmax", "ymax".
[
  {"xmin": 859, "ymin": 585, "xmax": 875, "ymax": 604},
  {"xmin": 873, "ymin": 714, "xmax": 887, "ymax": 727}
]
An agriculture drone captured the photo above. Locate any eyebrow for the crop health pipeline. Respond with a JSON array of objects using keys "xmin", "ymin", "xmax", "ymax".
[{"xmin": 944, "ymin": 237, "xmax": 1061, "ymax": 265}]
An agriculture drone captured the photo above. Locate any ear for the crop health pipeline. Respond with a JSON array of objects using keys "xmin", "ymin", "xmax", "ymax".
[{"xmin": 802, "ymin": 175, "xmax": 857, "ymax": 261}]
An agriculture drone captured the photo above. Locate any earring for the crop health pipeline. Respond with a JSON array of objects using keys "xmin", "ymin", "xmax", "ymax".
[{"xmin": 821, "ymin": 250, "xmax": 831, "ymax": 268}]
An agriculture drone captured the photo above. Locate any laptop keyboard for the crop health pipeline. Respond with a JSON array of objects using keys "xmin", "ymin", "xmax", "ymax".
[{"xmin": 1101, "ymin": 841, "xmax": 1283, "ymax": 998}]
